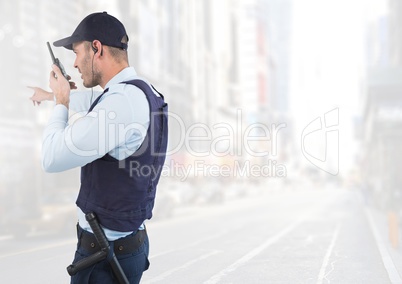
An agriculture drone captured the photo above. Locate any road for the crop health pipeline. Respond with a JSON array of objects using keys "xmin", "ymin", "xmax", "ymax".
[{"xmin": 1, "ymin": 183, "xmax": 401, "ymax": 283}]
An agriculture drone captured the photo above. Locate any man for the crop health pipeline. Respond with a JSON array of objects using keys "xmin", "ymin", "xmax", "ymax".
[{"xmin": 31, "ymin": 12, "xmax": 168, "ymax": 283}]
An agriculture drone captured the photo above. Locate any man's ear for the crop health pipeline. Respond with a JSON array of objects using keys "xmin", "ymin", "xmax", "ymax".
[
  {"xmin": 91, "ymin": 40, "xmax": 103, "ymax": 56},
  {"xmin": 91, "ymin": 44, "xmax": 98, "ymax": 54}
]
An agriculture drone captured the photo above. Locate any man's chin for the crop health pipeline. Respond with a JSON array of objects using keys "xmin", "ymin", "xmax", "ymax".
[{"xmin": 83, "ymin": 81, "xmax": 96, "ymax": 88}]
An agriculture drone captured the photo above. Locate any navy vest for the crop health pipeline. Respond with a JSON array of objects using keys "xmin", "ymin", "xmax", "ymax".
[{"xmin": 76, "ymin": 80, "xmax": 168, "ymax": 231}]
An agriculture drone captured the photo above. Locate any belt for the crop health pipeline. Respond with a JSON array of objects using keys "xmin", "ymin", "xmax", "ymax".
[{"xmin": 78, "ymin": 226, "xmax": 147, "ymax": 255}]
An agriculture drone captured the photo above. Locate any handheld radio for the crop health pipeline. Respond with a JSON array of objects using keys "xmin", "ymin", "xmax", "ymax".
[{"xmin": 46, "ymin": 41, "xmax": 69, "ymax": 79}]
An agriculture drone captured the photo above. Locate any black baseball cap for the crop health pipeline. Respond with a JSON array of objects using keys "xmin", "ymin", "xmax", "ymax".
[{"xmin": 53, "ymin": 12, "xmax": 128, "ymax": 50}]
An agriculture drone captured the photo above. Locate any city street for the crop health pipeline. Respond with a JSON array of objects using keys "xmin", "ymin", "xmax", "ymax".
[
  {"xmin": 1, "ymin": 183, "xmax": 401, "ymax": 283},
  {"xmin": 1, "ymin": 1, "xmax": 401, "ymax": 284}
]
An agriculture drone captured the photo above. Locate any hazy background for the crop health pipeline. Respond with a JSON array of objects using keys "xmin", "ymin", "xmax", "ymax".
[{"xmin": 1, "ymin": 0, "xmax": 401, "ymax": 283}]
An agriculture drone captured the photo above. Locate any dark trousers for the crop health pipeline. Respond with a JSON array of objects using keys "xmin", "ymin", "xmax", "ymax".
[{"xmin": 70, "ymin": 225, "xmax": 150, "ymax": 284}]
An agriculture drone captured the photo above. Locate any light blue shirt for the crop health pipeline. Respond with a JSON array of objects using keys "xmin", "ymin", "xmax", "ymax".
[{"xmin": 43, "ymin": 67, "xmax": 156, "ymax": 240}]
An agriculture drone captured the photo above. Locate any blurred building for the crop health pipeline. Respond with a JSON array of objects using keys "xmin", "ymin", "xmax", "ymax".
[
  {"xmin": 120, "ymin": 0, "xmax": 260, "ymax": 171},
  {"xmin": 113, "ymin": 0, "xmax": 293, "ymax": 181},
  {"xmin": 362, "ymin": 0, "xmax": 402, "ymax": 208},
  {"xmin": 260, "ymin": 0, "xmax": 292, "ymax": 113},
  {"xmin": 0, "ymin": 0, "xmax": 95, "ymax": 232},
  {"xmin": 1, "ymin": 1, "xmax": 52, "ymax": 225},
  {"xmin": 259, "ymin": 0, "xmax": 293, "ymax": 165}
]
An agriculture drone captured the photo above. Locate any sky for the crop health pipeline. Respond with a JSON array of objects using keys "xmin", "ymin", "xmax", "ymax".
[{"xmin": 289, "ymin": 0, "xmax": 372, "ymax": 173}]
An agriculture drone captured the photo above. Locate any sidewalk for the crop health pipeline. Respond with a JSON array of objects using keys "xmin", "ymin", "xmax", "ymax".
[{"xmin": 365, "ymin": 206, "xmax": 402, "ymax": 284}]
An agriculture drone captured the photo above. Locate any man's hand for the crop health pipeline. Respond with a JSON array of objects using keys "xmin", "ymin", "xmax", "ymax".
[
  {"xmin": 49, "ymin": 64, "xmax": 74, "ymax": 109},
  {"xmin": 29, "ymin": 73, "xmax": 76, "ymax": 107},
  {"xmin": 28, "ymin": 87, "xmax": 53, "ymax": 106}
]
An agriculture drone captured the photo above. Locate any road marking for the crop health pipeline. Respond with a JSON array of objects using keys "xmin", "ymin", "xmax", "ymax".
[
  {"xmin": 316, "ymin": 223, "xmax": 341, "ymax": 284},
  {"xmin": 37, "ymin": 252, "xmax": 73, "ymax": 264},
  {"xmin": 143, "ymin": 250, "xmax": 221, "ymax": 283},
  {"xmin": 365, "ymin": 208, "xmax": 402, "ymax": 284},
  {"xmin": 150, "ymin": 230, "xmax": 228, "ymax": 260},
  {"xmin": 0, "ymin": 239, "xmax": 75, "ymax": 260},
  {"xmin": 203, "ymin": 218, "xmax": 302, "ymax": 284},
  {"xmin": 0, "ymin": 235, "xmax": 13, "ymax": 242}
]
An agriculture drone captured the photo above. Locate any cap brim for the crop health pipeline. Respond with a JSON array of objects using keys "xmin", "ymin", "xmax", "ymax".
[{"xmin": 53, "ymin": 35, "xmax": 82, "ymax": 50}]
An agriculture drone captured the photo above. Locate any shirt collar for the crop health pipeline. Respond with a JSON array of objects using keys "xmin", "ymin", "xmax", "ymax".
[{"xmin": 104, "ymin": 66, "xmax": 137, "ymax": 89}]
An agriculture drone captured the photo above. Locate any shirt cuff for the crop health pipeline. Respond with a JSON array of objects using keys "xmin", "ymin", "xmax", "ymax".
[{"xmin": 50, "ymin": 104, "xmax": 69, "ymax": 123}]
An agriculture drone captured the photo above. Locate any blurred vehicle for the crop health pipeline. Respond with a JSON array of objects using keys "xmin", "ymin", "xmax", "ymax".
[
  {"xmin": 152, "ymin": 190, "xmax": 176, "ymax": 219},
  {"xmin": 5, "ymin": 190, "xmax": 77, "ymax": 238},
  {"xmin": 195, "ymin": 178, "xmax": 225, "ymax": 204}
]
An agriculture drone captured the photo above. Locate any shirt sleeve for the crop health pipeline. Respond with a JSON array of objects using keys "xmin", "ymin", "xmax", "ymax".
[
  {"xmin": 67, "ymin": 90, "xmax": 101, "ymax": 123},
  {"xmin": 42, "ymin": 87, "xmax": 149, "ymax": 173}
]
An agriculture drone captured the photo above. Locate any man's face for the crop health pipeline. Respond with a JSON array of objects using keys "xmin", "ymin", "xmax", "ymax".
[{"xmin": 72, "ymin": 41, "xmax": 100, "ymax": 88}]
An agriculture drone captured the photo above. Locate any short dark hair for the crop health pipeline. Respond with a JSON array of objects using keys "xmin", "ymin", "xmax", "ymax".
[{"xmin": 107, "ymin": 35, "xmax": 128, "ymax": 63}]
